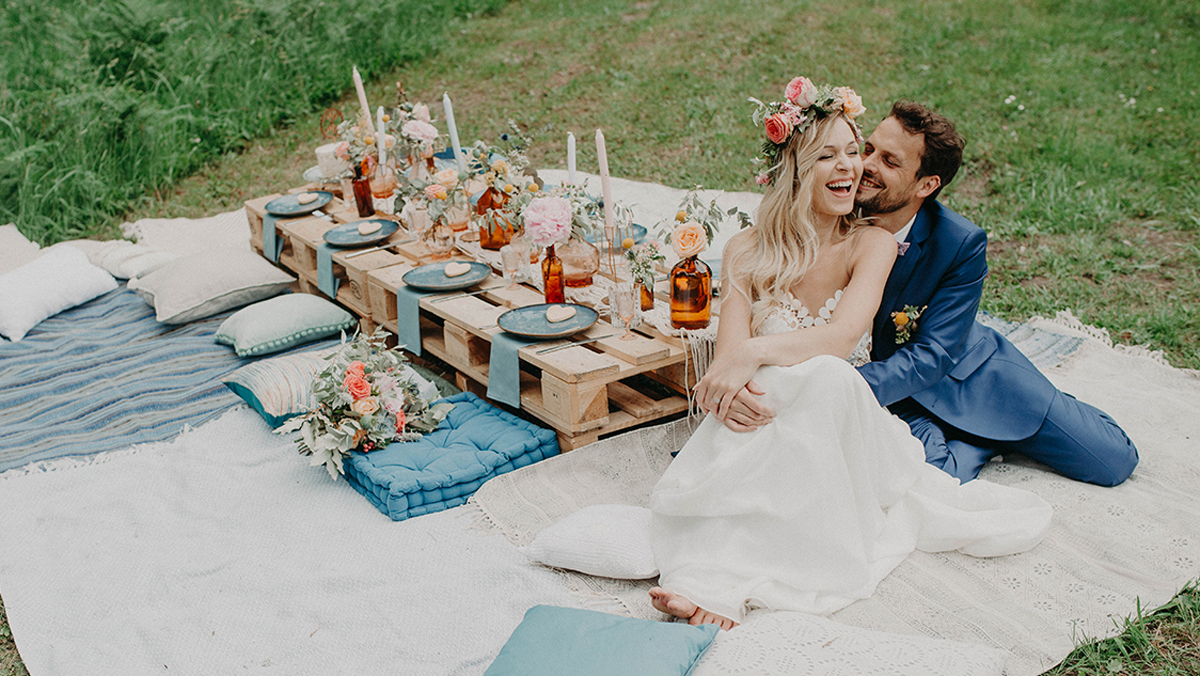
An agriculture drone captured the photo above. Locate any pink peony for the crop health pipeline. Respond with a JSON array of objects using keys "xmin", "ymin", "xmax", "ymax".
[
  {"xmin": 344, "ymin": 373, "xmax": 371, "ymax": 400},
  {"xmin": 413, "ymin": 103, "xmax": 431, "ymax": 123},
  {"xmin": 523, "ymin": 196, "xmax": 573, "ymax": 247},
  {"xmin": 786, "ymin": 76, "xmax": 817, "ymax": 107},
  {"xmin": 401, "ymin": 119, "xmax": 439, "ymax": 144},
  {"xmin": 764, "ymin": 113, "xmax": 793, "ymax": 145}
]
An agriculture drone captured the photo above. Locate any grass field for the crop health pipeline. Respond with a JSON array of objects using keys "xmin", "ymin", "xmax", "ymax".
[{"xmin": 3, "ymin": 0, "xmax": 1199, "ymax": 673}]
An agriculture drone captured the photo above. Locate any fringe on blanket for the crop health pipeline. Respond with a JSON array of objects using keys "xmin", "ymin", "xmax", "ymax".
[{"xmin": 1032, "ymin": 309, "xmax": 1174, "ymax": 367}]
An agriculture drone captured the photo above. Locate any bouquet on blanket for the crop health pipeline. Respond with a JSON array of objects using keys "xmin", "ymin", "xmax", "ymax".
[{"xmin": 276, "ymin": 329, "xmax": 455, "ymax": 479}]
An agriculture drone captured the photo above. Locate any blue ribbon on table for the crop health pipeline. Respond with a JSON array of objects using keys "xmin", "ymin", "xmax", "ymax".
[
  {"xmin": 487, "ymin": 332, "xmax": 541, "ymax": 409},
  {"xmin": 395, "ymin": 285, "xmax": 437, "ymax": 357},
  {"xmin": 316, "ymin": 244, "xmax": 341, "ymax": 299},
  {"xmin": 262, "ymin": 214, "xmax": 284, "ymax": 262}
]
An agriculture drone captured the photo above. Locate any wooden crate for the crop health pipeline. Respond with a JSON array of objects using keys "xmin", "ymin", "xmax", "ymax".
[{"xmin": 366, "ymin": 262, "xmax": 692, "ymax": 450}]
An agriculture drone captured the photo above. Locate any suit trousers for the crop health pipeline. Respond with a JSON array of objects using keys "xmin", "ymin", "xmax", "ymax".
[{"xmin": 892, "ymin": 392, "xmax": 1139, "ymax": 487}]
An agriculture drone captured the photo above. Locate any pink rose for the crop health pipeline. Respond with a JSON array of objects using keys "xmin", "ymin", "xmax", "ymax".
[
  {"xmin": 433, "ymin": 168, "xmax": 459, "ymax": 188},
  {"xmin": 424, "ymin": 184, "xmax": 448, "ymax": 201},
  {"xmin": 755, "ymin": 173, "xmax": 771, "ymax": 185},
  {"xmin": 672, "ymin": 221, "xmax": 707, "ymax": 258},
  {"xmin": 523, "ymin": 196, "xmax": 574, "ymax": 247},
  {"xmin": 335, "ymin": 142, "xmax": 350, "ymax": 161},
  {"xmin": 413, "ymin": 103, "xmax": 431, "ymax": 123},
  {"xmin": 344, "ymin": 373, "xmax": 371, "ymax": 400},
  {"xmin": 836, "ymin": 87, "xmax": 866, "ymax": 119},
  {"xmin": 782, "ymin": 103, "xmax": 805, "ymax": 127},
  {"xmin": 764, "ymin": 113, "xmax": 793, "ymax": 145},
  {"xmin": 346, "ymin": 361, "xmax": 366, "ymax": 378},
  {"xmin": 402, "ymin": 119, "xmax": 439, "ymax": 144},
  {"xmin": 786, "ymin": 76, "xmax": 816, "ymax": 107},
  {"xmin": 351, "ymin": 397, "xmax": 379, "ymax": 416}
]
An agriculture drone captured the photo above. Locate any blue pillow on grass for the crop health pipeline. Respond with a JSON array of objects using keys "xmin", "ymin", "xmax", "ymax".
[{"xmin": 484, "ymin": 605, "xmax": 718, "ymax": 676}]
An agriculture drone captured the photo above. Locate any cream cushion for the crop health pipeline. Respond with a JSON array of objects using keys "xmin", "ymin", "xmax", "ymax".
[
  {"xmin": 519, "ymin": 504, "xmax": 658, "ymax": 579},
  {"xmin": 128, "ymin": 248, "xmax": 294, "ymax": 324},
  {"xmin": 0, "ymin": 244, "xmax": 118, "ymax": 341}
]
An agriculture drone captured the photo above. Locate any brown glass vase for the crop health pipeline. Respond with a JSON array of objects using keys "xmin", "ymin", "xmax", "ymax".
[
  {"xmin": 476, "ymin": 186, "xmax": 514, "ymax": 250},
  {"xmin": 542, "ymin": 244, "xmax": 565, "ymax": 304},
  {"xmin": 637, "ymin": 280, "xmax": 655, "ymax": 311},
  {"xmin": 669, "ymin": 256, "xmax": 711, "ymax": 329},
  {"xmin": 558, "ymin": 238, "xmax": 600, "ymax": 288}
]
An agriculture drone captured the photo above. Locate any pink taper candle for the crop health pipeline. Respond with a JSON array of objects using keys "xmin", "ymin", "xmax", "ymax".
[{"xmin": 352, "ymin": 66, "xmax": 374, "ymax": 135}]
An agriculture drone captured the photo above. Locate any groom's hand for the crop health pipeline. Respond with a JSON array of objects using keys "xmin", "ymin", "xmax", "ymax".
[{"xmin": 708, "ymin": 381, "xmax": 775, "ymax": 432}]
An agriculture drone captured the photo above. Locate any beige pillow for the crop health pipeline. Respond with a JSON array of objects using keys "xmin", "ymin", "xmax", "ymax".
[
  {"xmin": 129, "ymin": 248, "xmax": 294, "ymax": 324},
  {"xmin": 0, "ymin": 224, "xmax": 42, "ymax": 276}
]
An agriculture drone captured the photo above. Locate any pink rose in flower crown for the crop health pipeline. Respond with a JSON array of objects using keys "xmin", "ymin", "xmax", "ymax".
[
  {"xmin": 755, "ymin": 173, "xmax": 771, "ymax": 185},
  {"xmin": 786, "ymin": 76, "xmax": 817, "ymax": 107},
  {"xmin": 344, "ymin": 373, "xmax": 372, "ymax": 400},
  {"xmin": 413, "ymin": 103, "xmax": 431, "ymax": 123},
  {"xmin": 523, "ymin": 196, "xmax": 573, "ymax": 247},
  {"xmin": 764, "ymin": 113, "xmax": 793, "ymax": 145},
  {"xmin": 835, "ymin": 87, "xmax": 866, "ymax": 119},
  {"xmin": 351, "ymin": 397, "xmax": 380, "ymax": 416},
  {"xmin": 672, "ymin": 221, "xmax": 708, "ymax": 259},
  {"xmin": 401, "ymin": 119, "xmax": 439, "ymax": 144}
]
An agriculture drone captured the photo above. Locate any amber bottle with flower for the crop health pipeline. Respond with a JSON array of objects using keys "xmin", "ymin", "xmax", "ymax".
[{"xmin": 669, "ymin": 220, "xmax": 712, "ymax": 329}]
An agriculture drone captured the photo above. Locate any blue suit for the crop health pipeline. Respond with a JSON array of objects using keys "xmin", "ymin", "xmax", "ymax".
[{"xmin": 857, "ymin": 200, "xmax": 1138, "ymax": 486}]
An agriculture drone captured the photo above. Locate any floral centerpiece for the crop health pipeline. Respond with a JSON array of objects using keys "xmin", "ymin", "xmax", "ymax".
[
  {"xmin": 656, "ymin": 187, "xmax": 752, "ymax": 254},
  {"xmin": 623, "ymin": 240, "xmax": 665, "ymax": 290},
  {"xmin": 748, "ymin": 76, "xmax": 865, "ymax": 186},
  {"xmin": 389, "ymin": 101, "xmax": 443, "ymax": 163},
  {"xmin": 276, "ymin": 330, "xmax": 455, "ymax": 479},
  {"xmin": 333, "ymin": 118, "xmax": 392, "ymax": 178},
  {"xmin": 419, "ymin": 167, "xmax": 471, "ymax": 227},
  {"xmin": 657, "ymin": 188, "xmax": 750, "ymax": 330}
]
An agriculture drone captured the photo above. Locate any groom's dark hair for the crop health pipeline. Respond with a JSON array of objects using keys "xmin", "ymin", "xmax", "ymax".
[{"xmin": 889, "ymin": 100, "xmax": 964, "ymax": 200}]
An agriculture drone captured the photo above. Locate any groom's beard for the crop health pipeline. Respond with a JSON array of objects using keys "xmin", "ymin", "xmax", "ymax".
[{"xmin": 855, "ymin": 171, "xmax": 918, "ymax": 216}]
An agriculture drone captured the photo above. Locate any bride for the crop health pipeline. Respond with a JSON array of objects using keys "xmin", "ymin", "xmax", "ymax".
[{"xmin": 648, "ymin": 79, "xmax": 1053, "ymax": 630}]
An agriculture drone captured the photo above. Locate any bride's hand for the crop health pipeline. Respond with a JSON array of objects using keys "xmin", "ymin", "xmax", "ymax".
[
  {"xmin": 713, "ymin": 381, "xmax": 775, "ymax": 432},
  {"xmin": 694, "ymin": 350, "xmax": 762, "ymax": 420}
]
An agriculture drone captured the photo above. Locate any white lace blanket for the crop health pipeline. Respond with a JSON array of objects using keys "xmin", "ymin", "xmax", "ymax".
[{"xmin": 471, "ymin": 316, "xmax": 1200, "ymax": 676}]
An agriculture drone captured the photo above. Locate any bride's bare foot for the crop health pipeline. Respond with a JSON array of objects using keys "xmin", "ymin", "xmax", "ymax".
[{"xmin": 649, "ymin": 587, "xmax": 739, "ymax": 630}]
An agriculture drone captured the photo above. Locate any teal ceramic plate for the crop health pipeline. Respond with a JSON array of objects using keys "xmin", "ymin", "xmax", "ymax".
[
  {"xmin": 323, "ymin": 219, "xmax": 399, "ymax": 248},
  {"xmin": 586, "ymin": 223, "xmax": 648, "ymax": 247},
  {"xmin": 498, "ymin": 303, "xmax": 599, "ymax": 339},
  {"xmin": 402, "ymin": 261, "xmax": 492, "ymax": 291},
  {"xmin": 302, "ymin": 165, "xmax": 323, "ymax": 182},
  {"xmin": 265, "ymin": 191, "xmax": 333, "ymax": 217}
]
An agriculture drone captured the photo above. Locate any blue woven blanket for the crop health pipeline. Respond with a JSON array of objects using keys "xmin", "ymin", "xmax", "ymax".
[{"xmin": 0, "ymin": 285, "xmax": 336, "ymax": 472}]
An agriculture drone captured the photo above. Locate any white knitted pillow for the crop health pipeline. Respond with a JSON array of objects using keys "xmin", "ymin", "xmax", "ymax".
[{"xmin": 520, "ymin": 504, "xmax": 658, "ymax": 579}]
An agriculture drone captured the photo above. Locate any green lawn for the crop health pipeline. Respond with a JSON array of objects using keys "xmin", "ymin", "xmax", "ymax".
[{"xmin": 3, "ymin": 0, "xmax": 1199, "ymax": 673}]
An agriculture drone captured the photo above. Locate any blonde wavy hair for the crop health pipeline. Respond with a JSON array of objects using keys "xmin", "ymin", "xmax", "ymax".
[{"xmin": 728, "ymin": 113, "xmax": 868, "ymax": 334}]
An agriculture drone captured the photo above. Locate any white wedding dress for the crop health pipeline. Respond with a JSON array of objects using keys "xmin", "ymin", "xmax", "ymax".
[{"xmin": 649, "ymin": 291, "xmax": 1053, "ymax": 621}]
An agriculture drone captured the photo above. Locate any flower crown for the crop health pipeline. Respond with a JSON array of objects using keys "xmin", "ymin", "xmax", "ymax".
[{"xmin": 749, "ymin": 77, "xmax": 866, "ymax": 185}]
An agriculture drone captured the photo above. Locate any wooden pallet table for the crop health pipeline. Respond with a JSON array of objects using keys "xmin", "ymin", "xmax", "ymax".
[{"xmin": 247, "ymin": 190, "xmax": 702, "ymax": 451}]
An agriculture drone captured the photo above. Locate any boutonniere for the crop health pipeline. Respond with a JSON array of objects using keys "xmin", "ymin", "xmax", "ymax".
[{"xmin": 891, "ymin": 305, "xmax": 927, "ymax": 344}]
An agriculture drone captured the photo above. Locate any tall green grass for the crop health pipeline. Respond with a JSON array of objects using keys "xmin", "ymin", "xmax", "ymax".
[{"xmin": 0, "ymin": 0, "xmax": 506, "ymax": 244}]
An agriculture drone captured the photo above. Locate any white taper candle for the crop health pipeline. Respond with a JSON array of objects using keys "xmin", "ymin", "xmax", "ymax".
[
  {"xmin": 442, "ymin": 93, "xmax": 466, "ymax": 173},
  {"xmin": 567, "ymin": 133, "xmax": 577, "ymax": 185},
  {"xmin": 352, "ymin": 66, "xmax": 374, "ymax": 135}
]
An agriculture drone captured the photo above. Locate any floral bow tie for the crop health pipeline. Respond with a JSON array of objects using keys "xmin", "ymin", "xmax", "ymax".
[{"xmin": 897, "ymin": 241, "xmax": 911, "ymax": 256}]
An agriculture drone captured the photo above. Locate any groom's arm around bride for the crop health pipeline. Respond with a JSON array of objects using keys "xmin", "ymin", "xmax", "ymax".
[{"xmin": 854, "ymin": 101, "xmax": 1138, "ymax": 487}]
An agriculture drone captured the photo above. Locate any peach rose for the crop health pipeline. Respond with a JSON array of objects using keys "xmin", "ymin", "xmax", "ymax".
[
  {"xmin": 344, "ymin": 373, "xmax": 371, "ymax": 400},
  {"xmin": 434, "ymin": 168, "xmax": 459, "ymax": 188},
  {"xmin": 672, "ymin": 221, "xmax": 707, "ymax": 259},
  {"xmin": 836, "ymin": 87, "xmax": 866, "ymax": 119},
  {"xmin": 764, "ymin": 113, "xmax": 792, "ymax": 145},
  {"xmin": 424, "ymin": 184, "xmax": 448, "ymax": 201},
  {"xmin": 351, "ymin": 397, "xmax": 380, "ymax": 416},
  {"xmin": 786, "ymin": 76, "xmax": 816, "ymax": 107},
  {"xmin": 346, "ymin": 361, "xmax": 366, "ymax": 378}
]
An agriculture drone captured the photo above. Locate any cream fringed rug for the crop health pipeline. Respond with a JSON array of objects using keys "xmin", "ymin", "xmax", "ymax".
[{"xmin": 471, "ymin": 316, "xmax": 1200, "ymax": 676}]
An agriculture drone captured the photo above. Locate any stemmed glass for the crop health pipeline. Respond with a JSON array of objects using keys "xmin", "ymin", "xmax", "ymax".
[
  {"xmin": 611, "ymin": 283, "xmax": 638, "ymax": 341},
  {"xmin": 500, "ymin": 244, "xmax": 522, "ymax": 290}
]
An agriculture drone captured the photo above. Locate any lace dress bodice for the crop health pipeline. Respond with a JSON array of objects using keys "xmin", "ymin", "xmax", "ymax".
[{"xmin": 756, "ymin": 289, "xmax": 872, "ymax": 367}]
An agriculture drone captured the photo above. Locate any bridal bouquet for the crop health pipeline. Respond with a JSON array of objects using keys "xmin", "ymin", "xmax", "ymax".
[{"xmin": 276, "ymin": 330, "xmax": 455, "ymax": 479}]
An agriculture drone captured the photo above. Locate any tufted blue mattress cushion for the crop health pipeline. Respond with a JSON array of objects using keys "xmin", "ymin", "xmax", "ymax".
[{"xmin": 344, "ymin": 392, "xmax": 560, "ymax": 521}]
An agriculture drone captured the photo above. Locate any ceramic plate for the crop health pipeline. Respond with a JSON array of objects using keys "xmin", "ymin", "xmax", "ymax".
[
  {"xmin": 265, "ymin": 191, "xmax": 333, "ymax": 217},
  {"xmin": 302, "ymin": 165, "xmax": 323, "ymax": 183},
  {"xmin": 586, "ymin": 223, "xmax": 648, "ymax": 247},
  {"xmin": 498, "ymin": 303, "xmax": 599, "ymax": 339},
  {"xmin": 323, "ymin": 219, "xmax": 399, "ymax": 248},
  {"xmin": 402, "ymin": 261, "xmax": 492, "ymax": 291}
]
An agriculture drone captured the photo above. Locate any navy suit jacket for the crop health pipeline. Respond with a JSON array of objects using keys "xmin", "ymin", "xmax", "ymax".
[{"xmin": 857, "ymin": 200, "xmax": 1055, "ymax": 441}]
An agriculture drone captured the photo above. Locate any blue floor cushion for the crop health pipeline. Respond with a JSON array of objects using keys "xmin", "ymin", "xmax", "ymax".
[{"xmin": 344, "ymin": 392, "xmax": 559, "ymax": 521}]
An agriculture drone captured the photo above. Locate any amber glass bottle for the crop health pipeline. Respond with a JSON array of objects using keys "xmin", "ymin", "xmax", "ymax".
[
  {"xmin": 669, "ymin": 256, "xmax": 711, "ymax": 329},
  {"xmin": 638, "ymin": 281, "xmax": 655, "ymax": 311},
  {"xmin": 352, "ymin": 164, "xmax": 375, "ymax": 218},
  {"xmin": 542, "ymin": 244, "xmax": 566, "ymax": 304},
  {"xmin": 476, "ymin": 186, "xmax": 514, "ymax": 250}
]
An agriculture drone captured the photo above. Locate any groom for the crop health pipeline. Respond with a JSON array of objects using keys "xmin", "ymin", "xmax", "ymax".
[{"xmin": 854, "ymin": 100, "xmax": 1138, "ymax": 486}]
